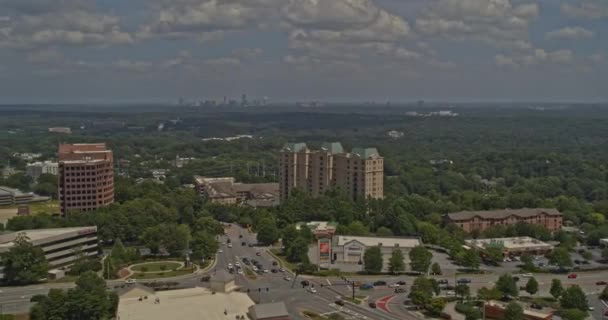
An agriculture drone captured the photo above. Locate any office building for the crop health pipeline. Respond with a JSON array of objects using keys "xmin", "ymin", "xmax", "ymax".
[
  {"xmin": 0, "ymin": 186, "xmax": 38, "ymax": 206},
  {"xmin": 0, "ymin": 226, "xmax": 99, "ymax": 278},
  {"xmin": 58, "ymin": 143, "xmax": 114, "ymax": 215},
  {"xmin": 447, "ymin": 208, "xmax": 563, "ymax": 233},
  {"xmin": 194, "ymin": 176, "xmax": 279, "ymax": 208},
  {"xmin": 465, "ymin": 237, "xmax": 554, "ymax": 257},
  {"xmin": 279, "ymin": 142, "xmax": 384, "ymax": 202},
  {"xmin": 26, "ymin": 161, "xmax": 59, "ymax": 181},
  {"xmin": 309, "ymin": 235, "xmax": 421, "ymax": 271}
]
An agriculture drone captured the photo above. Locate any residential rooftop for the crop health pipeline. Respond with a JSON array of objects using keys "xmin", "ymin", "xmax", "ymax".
[{"xmin": 448, "ymin": 208, "xmax": 562, "ymax": 221}]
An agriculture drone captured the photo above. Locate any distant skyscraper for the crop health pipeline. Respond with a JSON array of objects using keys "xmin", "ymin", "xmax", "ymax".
[
  {"xmin": 279, "ymin": 142, "xmax": 384, "ymax": 202},
  {"xmin": 58, "ymin": 143, "xmax": 114, "ymax": 215}
]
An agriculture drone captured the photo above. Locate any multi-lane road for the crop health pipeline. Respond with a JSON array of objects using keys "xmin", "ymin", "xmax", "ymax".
[{"xmin": 1, "ymin": 223, "xmax": 607, "ymax": 320}]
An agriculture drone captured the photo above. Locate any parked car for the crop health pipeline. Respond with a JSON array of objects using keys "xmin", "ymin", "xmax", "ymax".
[
  {"xmin": 369, "ymin": 302, "xmax": 377, "ymax": 308},
  {"xmin": 301, "ymin": 280, "xmax": 310, "ymax": 286},
  {"xmin": 218, "ymin": 249, "xmax": 223, "ymax": 253},
  {"xmin": 272, "ymin": 261, "xmax": 278, "ymax": 266},
  {"xmin": 531, "ymin": 303, "xmax": 543, "ymax": 310},
  {"xmin": 279, "ymin": 268, "xmax": 286, "ymax": 272},
  {"xmin": 125, "ymin": 279, "xmax": 137, "ymax": 284},
  {"xmin": 396, "ymin": 280, "xmax": 407, "ymax": 285},
  {"xmin": 335, "ymin": 300, "xmax": 345, "ymax": 306},
  {"xmin": 522, "ymin": 273, "xmax": 533, "ymax": 278},
  {"xmin": 271, "ymin": 269, "xmax": 278, "ymax": 273},
  {"xmin": 568, "ymin": 273, "xmax": 578, "ymax": 279},
  {"xmin": 457, "ymin": 278, "xmax": 471, "ymax": 284},
  {"xmin": 438, "ymin": 279, "xmax": 449, "ymax": 285},
  {"xmin": 241, "ymin": 242, "xmax": 246, "ymax": 246},
  {"xmin": 308, "ymin": 287, "xmax": 317, "ymax": 294},
  {"xmin": 395, "ymin": 288, "xmax": 407, "ymax": 294},
  {"xmin": 373, "ymin": 280, "xmax": 387, "ymax": 286},
  {"xmin": 360, "ymin": 283, "xmax": 374, "ymax": 290},
  {"xmin": 284, "ymin": 276, "xmax": 292, "ymax": 281},
  {"xmin": 256, "ymin": 252, "xmax": 262, "ymax": 256},
  {"xmin": 388, "ymin": 283, "xmax": 401, "ymax": 288},
  {"xmin": 200, "ymin": 275, "xmax": 211, "ymax": 282},
  {"xmin": 441, "ymin": 285, "xmax": 455, "ymax": 291},
  {"xmin": 596, "ymin": 281, "xmax": 607, "ymax": 285},
  {"xmin": 239, "ymin": 234, "xmax": 243, "ymax": 238}
]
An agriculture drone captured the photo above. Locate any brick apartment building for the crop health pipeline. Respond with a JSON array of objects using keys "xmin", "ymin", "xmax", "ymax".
[
  {"xmin": 279, "ymin": 142, "xmax": 384, "ymax": 202},
  {"xmin": 447, "ymin": 208, "xmax": 563, "ymax": 233},
  {"xmin": 58, "ymin": 143, "xmax": 114, "ymax": 215}
]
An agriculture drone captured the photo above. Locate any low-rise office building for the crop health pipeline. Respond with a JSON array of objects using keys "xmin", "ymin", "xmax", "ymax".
[
  {"xmin": 447, "ymin": 208, "xmax": 563, "ymax": 233},
  {"xmin": 0, "ymin": 226, "xmax": 99, "ymax": 278},
  {"xmin": 465, "ymin": 237, "xmax": 554, "ymax": 257},
  {"xmin": 194, "ymin": 176, "xmax": 279, "ymax": 208},
  {"xmin": 310, "ymin": 235, "xmax": 422, "ymax": 271},
  {"xmin": 0, "ymin": 186, "xmax": 40, "ymax": 206}
]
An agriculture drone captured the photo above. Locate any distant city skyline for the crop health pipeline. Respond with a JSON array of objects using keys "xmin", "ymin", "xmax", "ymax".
[{"xmin": 0, "ymin": 0, "xmax": 607, "ymax": 103}]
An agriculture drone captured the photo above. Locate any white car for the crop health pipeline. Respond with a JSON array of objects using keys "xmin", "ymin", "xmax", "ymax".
[
  {"xmin": 445, "ymin": 291, "xmax": 455, "ymax": 296},
  {"xmin": 252, "ymin": 266, "xmax": 258, "ymax": 271},
  {"xmin": 235, "ymin": 262, "xmax": 241, "ymax": 267},
  {"xmin": 388, "ymin": 284, "xmax": 401, "ymax": 288},
  {"xmin": 588, "ymin": 307, "xmax": 594, "ymax": 311},
  {"xmin": 308, "ymin": 287, "xmax": 317, "ymax": 294},
  {"xmin": 522, "ymin": 273, "xmax": 533, "ymax": 278},
  {"xmin": 263, "ymin": 269, "xmax": 269, "ymax": 273},
  {"xmin": 228, "ymin": 263, "xmax": 233, "ymax": 268},
  {"xmin": 284, "ymin": 277, "xmax": 292, "ymax": 281},
  {"xmin": 218, "ymin": 249, "xmax": 223, "ymax": 253},
  {"xmin": 228, "ymin": 243, "xmax": 233, "ymax": 248},
  {"xmin": 237, "ymin": 269, "xmax": 243, "ymax": 275},
  {"xmin": 125, "ymin": 279, "xmax": 137, "ymax": 284},
  {"xmin": 279, "ymin": 268, "xmax": 286, "ymax": 272}
]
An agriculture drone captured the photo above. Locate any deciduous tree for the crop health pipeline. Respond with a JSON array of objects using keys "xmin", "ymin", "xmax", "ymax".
[
  {"xmin": 1, "ymin": 233, "xmax": 48, "ymax": 285},
  {"xmin": 363, "ymin": 246, "xmax": 383, "ymax": 274},
  {"xmin": 560, "ymin": 285, "xmax": 588, "ymax": 311},
  {"xmin": 550, "ymin": 279, "xmax": 564, "ymax": 299},
  {"xmin": 504, "ymin": 302, "xmax": 524, "ymax": 320},
  {"xmin": 388, "ymin": 249, "xmax": 405, "ymax": 274},
  {"xmin": 495, "ymin": 273, "xmax": 518, "ymax": 298},
  {"xmin": 409, "ymin": 246, "xmax": 433, "ymax": 273},
  {"xmin": 525, "ymin": 277, "xmax": 539, "ymax": 296}
]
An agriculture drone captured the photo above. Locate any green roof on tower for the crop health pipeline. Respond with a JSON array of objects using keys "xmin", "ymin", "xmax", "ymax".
[
  {"xmin": 321, "ymin": 142, "xmax": 344, "ymax": 154},
  {"xmin": 282, "ymin": 142, "xmax": 307, "ymax": 152},
  {"xmin": 351, "ymin": 147, "xmax": 380, "ymax": 159}
]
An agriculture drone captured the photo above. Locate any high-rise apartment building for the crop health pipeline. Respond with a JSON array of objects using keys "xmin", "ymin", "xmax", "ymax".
[
  {"xmin": 279, "ymin": 142, "xmax": 384, "ymax": 202},
  {"xmin": 58, "ymin": 143, "xmax": 114, "ymax": 215}
]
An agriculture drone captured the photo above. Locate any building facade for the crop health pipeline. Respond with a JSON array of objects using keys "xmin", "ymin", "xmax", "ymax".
[
  {"xmin": 310, "ymin": 235, "xmax": 421, "ymax": 271},
  {"xmin": 447, "ymin": 208, "xmax": 563, "ymax": 233},
  {"xmin": 279, "ymin": 142, "xmax": 384, "ymax": 202},
  {"xmin": 465, "ymin": 237, "xmax": 554, "ymax": 257},
  {"xmin": 0, "ymin": 226, "xmax": 99, "ymax": 278},
  {"xmin": 0, "ymin": 186, "xmax": 35, "ymax": 206},
  {"xmin": 26, "ymin": 161, "xmax": 59, "ymax": 181},
  {"xmin": 58, "ymin": 143, "xmax": 114, "ymax": 215}
]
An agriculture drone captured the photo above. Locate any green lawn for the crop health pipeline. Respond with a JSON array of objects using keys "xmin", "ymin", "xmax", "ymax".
[
  {"xmin": 131, "ymin": 268, "xmax": 194, "ymax": 279},
  {"xmin": 0, "ymin": 200, "xmax": 60, "ymax": 215},
  {"xmin": 131, "ymin": 261, "xmax": 182, "ymax": 272},
  {"xmin": 268, "ymin": 249, "xmax": 297, "ymax": 272}
]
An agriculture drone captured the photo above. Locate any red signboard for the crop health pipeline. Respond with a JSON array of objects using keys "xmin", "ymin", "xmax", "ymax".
[{"xmin": 319, "ymin": 238, "xmax": 331, "ymax": 262}]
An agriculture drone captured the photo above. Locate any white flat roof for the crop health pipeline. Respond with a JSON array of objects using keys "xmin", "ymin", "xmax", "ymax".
[
  {"xmin": 116, "ymin": 287, "xmax": 254, "ymax": 320},
  {"xmin": 334, "ymin": 235, "xmax": 421, "ymax": 248},
  {"xmin": 0, "ymin": 227, "xmax": 97, "ymax": 249},
  {"xmin": 465, "ymin": 237, "xmax": 553, "ymax": 250}
]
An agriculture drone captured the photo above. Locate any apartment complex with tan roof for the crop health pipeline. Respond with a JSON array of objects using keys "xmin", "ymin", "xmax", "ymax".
[
  {"xmin": 447, "ymin": 208, "xmax": 563, "ymax": 233},
  {"xmin": 279, "ymin": 142, "xmax": 384, "ymax": 202}
]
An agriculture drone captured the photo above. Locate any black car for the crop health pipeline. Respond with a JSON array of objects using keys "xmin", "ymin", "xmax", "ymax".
[
  {"xmin": 272, "ymin": 261, "xmax": 278, "ymax": 266},
  {"xmin": 301, "ymin": 280, "xmax": 310, "ymax": 287},
  {"xmin": 239, "ymin": 234, "xmax": 243, "ymax": 238},
  {"xmin": 251, "ymin": 259, "xmax": 258, "ymax": 264},
  {"xmin": 395, "ymin": 288, "xmax": 407, "ymax": 294},
  {"xmin": 531, "ymin": 303, "xmax": 543, "ymax": 310},
  {"xmin": 242, "ymin": 242, "xmax": 246, "ymax": 246},
  {"xmin": 456, "ymin": 279, "xmax": 471, "ymax": 284},
  {"xmin": 369, "ymin": 302, "xmax": 377, "ymax": 308},
  {"xmin": 335, "ymin": 300, "xmax": 345, "ymax": 306},
  {"xmin": 373, "ymin": 281, "xmax": 387, "ymax": 286},
  {"xmin": 271, "ymin": 269, "xmax": 278, "ymax": 273},
  {"xmin": 441, "ymin": 285, "xmax": 455, "ymax": 291},
  {"xmin": 438, "ymin": 279, "xmax": 449, "ymax": 285},
  {"xmin": 574, "ymin": 260, "xmax": 581, "ymax": 265},
  {"xmin": 397, "ymin": 280, "xmax": 407, "ymax": 285},
  {"xmin": 200, "ymin": 275, "xmax": 211, "ymax": 282}
]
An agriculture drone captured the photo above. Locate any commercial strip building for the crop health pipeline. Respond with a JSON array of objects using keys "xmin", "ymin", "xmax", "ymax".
[
  {"xmin": 26, "ymin": 161, "xmax": 59, "ymax": 181},
  {"xmin": 58, "ymin": 143, "xmax": 114, "ymax": 215},
  {"xmin": 0, "ymin": 226, "xmax": 99, "ymax": 278},
  {"xmin": 465, "ymin": 237, "xmax": 555, "ymax": 257},
  {"xmin": 194, "ymin": 176, "xmax": 279, "ymax": 208},
  {"xmin": 310, "ymin": 234, "xmax": 422, "ymax": 271},
  {"xmin": 447, "ymin": 208, "xmax": 563, "ymax": 233},
  {"xmin": 279, "ymin": 142, "xmax": 384, "ymax": 202},
  {"xmin": 484, "ymin": 300, "xmax": 553, "ymax": 320}
]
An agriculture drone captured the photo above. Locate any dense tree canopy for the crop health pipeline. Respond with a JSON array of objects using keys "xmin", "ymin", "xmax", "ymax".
[{"xmin": 0, "ymin": 233, "xmax": 48, "ymax": 285}]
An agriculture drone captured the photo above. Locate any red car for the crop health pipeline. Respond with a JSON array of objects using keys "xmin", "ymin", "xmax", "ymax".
[
  {"xmin": 567, "ymin": 274, "xmax": 577, "ymax": 279},
  {"xmin": 596, "ymin": 281, "xmax": 607, "ymax": 285}
]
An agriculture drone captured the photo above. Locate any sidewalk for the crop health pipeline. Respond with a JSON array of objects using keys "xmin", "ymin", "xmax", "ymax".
[{"xmin": 444, "ymin": 302, "xmax": 466, "ymax": 320}]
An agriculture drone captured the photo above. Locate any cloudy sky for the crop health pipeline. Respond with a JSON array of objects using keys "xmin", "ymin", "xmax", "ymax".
[{"xmin": 0, "ymin": 0, "xmax": 607, "ymax": 103}]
